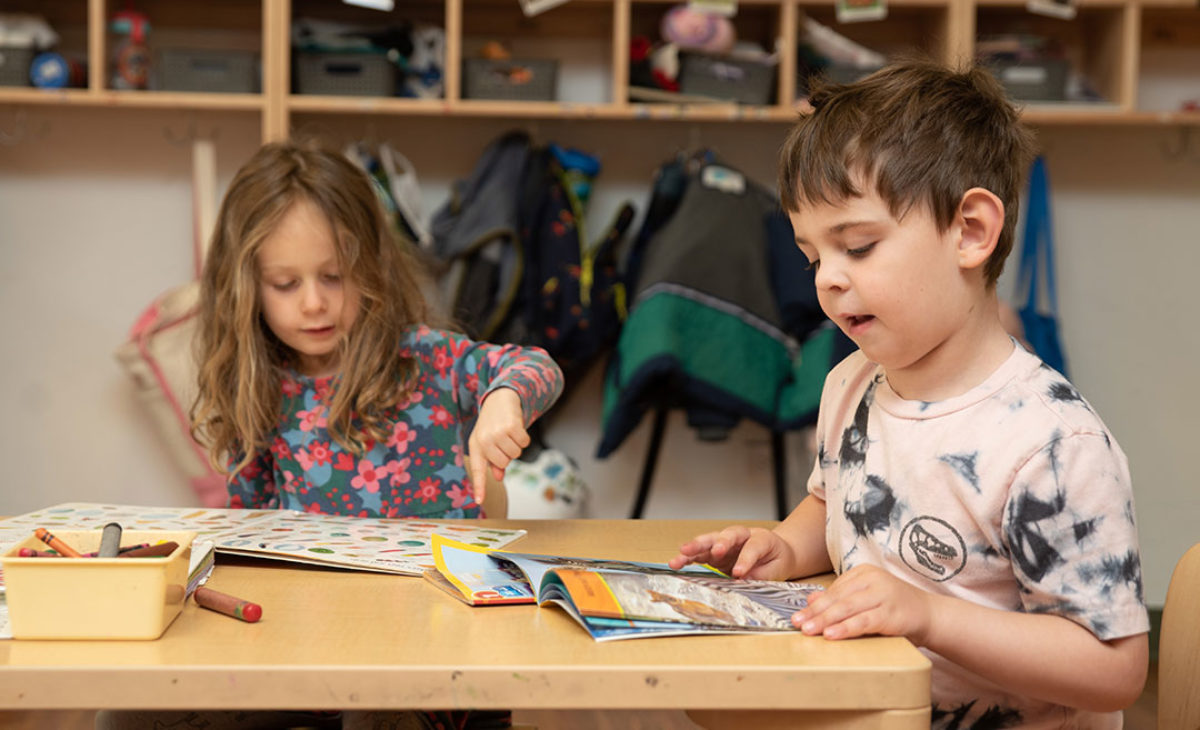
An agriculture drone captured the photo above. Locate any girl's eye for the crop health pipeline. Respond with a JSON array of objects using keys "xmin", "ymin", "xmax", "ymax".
[
  {"xmin": 322, "ymin": 273, "xmax": 342, "ymax": 283},
  {"xmin": 847, "ymin": 243, "xmax": 876, "ymax": 257},
  {"xmin": 271, "ymin": 280, "xmax": 298, "ymax": 292}
]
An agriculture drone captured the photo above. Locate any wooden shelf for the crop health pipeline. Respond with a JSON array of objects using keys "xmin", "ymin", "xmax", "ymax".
[{"xmin": 0, "ymin": 0, "xmax": 1194, "ymax": 140}]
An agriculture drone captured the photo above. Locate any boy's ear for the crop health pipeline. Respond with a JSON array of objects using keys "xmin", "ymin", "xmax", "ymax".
[{"xmin": 956, "ymin": 187, "xmax": 1005, "ymax": 271}]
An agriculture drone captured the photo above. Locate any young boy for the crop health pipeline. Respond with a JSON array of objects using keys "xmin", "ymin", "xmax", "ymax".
[{"xmin": 669, "ymin": 61, "xmax": 1148, "ymax": 728}]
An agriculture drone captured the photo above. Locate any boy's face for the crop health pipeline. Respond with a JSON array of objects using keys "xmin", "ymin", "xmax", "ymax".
[
  {"xmin": 789, "ymin": 186, "xmax": 977, "ymax": 378},
  {"xmin": 257, "ymin": 198, "xmax": 362, "ymax": 378}
]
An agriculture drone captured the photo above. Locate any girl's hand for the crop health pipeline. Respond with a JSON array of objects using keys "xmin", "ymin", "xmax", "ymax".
[
  {"xmin": 792, "ymin": 564, "xmax": 933, "ymax": 643},
  {"xmin": 467, "ymin": 388, "xmax": 531, "ymax": 504},
  {"xmin": 668, "ymin": 526, "xmax": 798, "ymax": 581}
]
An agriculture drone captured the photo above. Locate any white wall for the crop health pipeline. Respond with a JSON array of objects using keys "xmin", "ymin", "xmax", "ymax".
[{"xmin": 1, "ymin": 108, "xmax": 1196, "ymax": 605}]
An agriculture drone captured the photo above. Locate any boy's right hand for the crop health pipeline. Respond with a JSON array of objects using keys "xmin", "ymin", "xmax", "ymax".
[{"xmin": 668, "ymin": 526, "xmax": 797, "ymax": 581}]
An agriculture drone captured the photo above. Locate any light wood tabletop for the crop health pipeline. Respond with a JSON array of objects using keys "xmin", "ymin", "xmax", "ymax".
[{"xmin": 0, "ymin": 519, "xmax": 931, "ymax": 728}]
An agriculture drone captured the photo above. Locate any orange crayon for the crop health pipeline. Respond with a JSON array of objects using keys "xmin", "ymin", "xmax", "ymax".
[{"xmin": 33, "ymin": 528, "xmax": 83, "ymax": 558}]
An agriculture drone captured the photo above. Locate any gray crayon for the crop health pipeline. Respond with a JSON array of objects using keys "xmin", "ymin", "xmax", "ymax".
[{"xmin": 99, "ymin": 521, "xmax": 123, "ymax": 558}]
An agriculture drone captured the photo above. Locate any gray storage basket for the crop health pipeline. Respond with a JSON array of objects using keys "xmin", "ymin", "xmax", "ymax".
[
  {"xmin": 159, "ymin": 49, "xmax": 259, "ymax": 93},
  {"xmin": 463, "ymin": 58, "xmax": 557, "ymax": 101},
  {"xmin": 295, "ymin": 51, "xmax": 396, "ymax": 97},
  {"xmin": 679, "ymin": 51, "xmax": 776, "ymax": 105},
  {"xmin": 0, "ymin": 46, "xmax": 34, "ymax": 87}
]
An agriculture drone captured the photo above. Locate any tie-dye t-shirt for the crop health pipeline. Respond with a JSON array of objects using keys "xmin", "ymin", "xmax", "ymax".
[
  {"xmin": 227, "ymin": 325, "xmax": 564, "ymax": 519},
  {"xmin": 808, "ymin": 344, "xmax": 1147, "ymax": 729}
]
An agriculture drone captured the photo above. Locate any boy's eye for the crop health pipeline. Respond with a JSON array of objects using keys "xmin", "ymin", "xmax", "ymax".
[
  {"xmin": 804, "ymin": 259, "xmax": 820, "ymax": 272},
  {"xmin": 847, "ymin": 243, "xmax": 876, "ymax": 257}
]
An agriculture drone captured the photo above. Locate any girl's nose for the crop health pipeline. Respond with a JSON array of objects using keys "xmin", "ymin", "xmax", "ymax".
[{"xmin": 299, "ymin": 281, "xmax": 326, "ymax": 313}]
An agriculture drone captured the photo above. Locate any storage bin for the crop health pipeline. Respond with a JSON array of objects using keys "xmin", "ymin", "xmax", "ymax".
[
  {"xmin": 679, "ymin": 51, "xmax": 776, "ymax": 105},
  {"xmin": 988, "ymin": 59, "xmax": 1069, "ymax": 102},
  {"xmin": 295, "ymin": 51, "xmax": 396, "ymax": 96},
  {"xmin": 0, "ymin": 529, "xmax": 196, "ymax": 640},
  {"xmin": 159, "ymin": 49, "xmax": 259, "ymax": 93},
  {"xmin": 463, "ymin": 58, "xmax": 557, "ymax": 101},
  {"xmin": 0, "ymin": 45, "xmax": 34, "ymax": 87}
]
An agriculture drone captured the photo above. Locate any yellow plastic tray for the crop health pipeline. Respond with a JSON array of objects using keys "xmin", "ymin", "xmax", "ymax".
[{"xmin": 1, "ymin": 529, "xmax": 196, "ymax": 640}]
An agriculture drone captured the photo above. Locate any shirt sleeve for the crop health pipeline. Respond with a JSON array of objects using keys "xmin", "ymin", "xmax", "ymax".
[
  {"xmin": 436, "ymin": 329, "xmax": 565, "ymax": 426},
  {"xmin": 1002, "ymin": 431, "xmax": 1149, "ymax": 640},
  {"xmin": 226, "ymin": 449, "xmax": 280, "ymax": 510}
]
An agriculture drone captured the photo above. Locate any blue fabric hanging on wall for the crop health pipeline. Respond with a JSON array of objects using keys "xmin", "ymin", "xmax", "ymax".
[{"xmin": 1016, "ymin": 155, "xmax": 1069, "ymax": 378}]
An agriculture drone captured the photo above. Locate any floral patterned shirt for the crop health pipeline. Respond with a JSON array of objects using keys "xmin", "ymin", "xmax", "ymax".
[{"xmin": 228, "ymin": 325, "xmax": 564, "ymax": 519}]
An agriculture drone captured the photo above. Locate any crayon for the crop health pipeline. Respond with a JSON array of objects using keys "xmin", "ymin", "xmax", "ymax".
[
  {"xmin": 119, "ymin": 541, "xmax": 179, "ymax": 558},
  {"xmin": 99, "ymin": 522, "xmax": 123, "ymax": 558},
  {"xmin": 17, "ymin": 547, "xmax": 59, "ymax": 557},
  {"xmin": 34, "ymin": 527, "xmax": 83, "ymax": 558},
  {"xmin": 81, "ymin": 542, "xmax": 152, "ymax": 557},
  {"xmin": 194, "ymin": 586, "xmax": 263, "ymax": 623}
]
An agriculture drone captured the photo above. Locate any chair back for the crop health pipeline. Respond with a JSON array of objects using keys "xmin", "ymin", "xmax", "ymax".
[{"xmin": 1159, "ymin": 541, "xmax": 1200, "ymax": 730}]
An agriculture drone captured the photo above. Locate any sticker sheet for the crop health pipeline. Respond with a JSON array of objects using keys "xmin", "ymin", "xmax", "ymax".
[{"xmin": 0, "ymin": 503, "xmax": 526, "ymax": 577}]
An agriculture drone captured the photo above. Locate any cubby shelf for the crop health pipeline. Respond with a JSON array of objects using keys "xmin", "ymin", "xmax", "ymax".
[{"xmin": 0, "ymin": 0, "xmax": 1196, "ymax": 143}]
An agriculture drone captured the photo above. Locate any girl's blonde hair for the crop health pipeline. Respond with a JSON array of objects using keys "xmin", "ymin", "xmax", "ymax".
[{"xmin": 191, "ymin": 139, "xmax": 435, "ymax": 477}]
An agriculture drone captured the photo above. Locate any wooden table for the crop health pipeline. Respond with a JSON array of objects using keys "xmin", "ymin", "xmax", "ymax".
[{"xmin": 0, "ymin": 520, "xmax": 930, "ymax": 729}]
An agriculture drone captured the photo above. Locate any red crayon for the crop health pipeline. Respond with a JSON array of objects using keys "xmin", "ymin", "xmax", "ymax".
[
  {"xmin": 118, "ymin": 541, "xmax": 179, "ymax": 558},
  {"xmin": 17, "ymin": 547, "xmax": 59, "ymax": 558},
  {"xmin": 194, "ymin": 586, "xmax": 263, "ymax": 623},
  {"xmin": 33, "ymin": 528, "xmax": 83, "ymax": 558}
]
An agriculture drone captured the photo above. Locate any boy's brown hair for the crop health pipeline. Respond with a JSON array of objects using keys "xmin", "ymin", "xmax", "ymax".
[{"xmin": 778, "ymin": 59, "xmax": 1037, "ymax": 286}]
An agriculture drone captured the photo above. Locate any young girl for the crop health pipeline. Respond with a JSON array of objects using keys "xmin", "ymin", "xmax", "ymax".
[
  {"xmin": 191, "ymin": 139, "xmax": 564, "ymax": 518},
  {"xmin": 96, "ymin": 140, "xmax": 562, "ymax": 730}
]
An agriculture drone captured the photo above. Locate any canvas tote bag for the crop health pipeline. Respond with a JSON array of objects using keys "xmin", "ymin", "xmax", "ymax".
[{"xmin": 113, "ymin": 138, "xmax": 226, "ymax": 506}]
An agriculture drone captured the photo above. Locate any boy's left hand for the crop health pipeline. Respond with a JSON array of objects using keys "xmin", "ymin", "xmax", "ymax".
[
  {"xmin": 468, "ymin": 388, "xmax": 531, "ymax": 504},
  {"xmin": 793, "ymin": 564, "xmax": 933, "ymax": 644}
]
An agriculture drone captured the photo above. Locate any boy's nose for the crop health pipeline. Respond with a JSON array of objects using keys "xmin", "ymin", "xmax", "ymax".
[{"xmin": 814, "ymin": 260, "xmax": 848, "ymax": 292}]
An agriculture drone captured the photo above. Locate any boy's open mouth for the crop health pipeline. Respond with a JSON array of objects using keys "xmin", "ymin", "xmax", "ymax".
[{"xmin": 847, "ymin": 315, "xmax": 874, "ymax": 327}]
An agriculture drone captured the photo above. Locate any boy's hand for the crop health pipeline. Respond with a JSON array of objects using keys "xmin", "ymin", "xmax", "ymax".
[
  {"xmin": 793, "ymin": 564, "xmax": 933, "ymax": 643},
  {"xmin": 467, "ymin": 388, "xmax": 531, "ymax": 504},
  {"xmin": 668, "ymin": 526, "xmax": 797, "ymax": 581}
]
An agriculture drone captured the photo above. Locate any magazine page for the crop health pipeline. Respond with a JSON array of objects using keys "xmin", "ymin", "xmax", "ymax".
[
  {"xmin": 547, "ymin": 568, "xmax": 820, "ymax": 631},
  {"xmin": 427, "ymin": 534, "xmax": 535, "ymax": 605}
]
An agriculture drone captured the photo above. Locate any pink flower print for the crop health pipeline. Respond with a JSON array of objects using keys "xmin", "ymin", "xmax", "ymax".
[
  {"xmin": 416, "ymin": 477, "xmax": 442, "ymax": 504},
  {"xmin": 429, "ymin": 405, "xmax": 453, "ymax": 428},
  {"xmin": 387, "ymin": 457, "xmax": 413, "ymax": 487},
  {"xmin": 282, "ymin": 378, "xmax": 304, "ymax": 397},
  {"xmin": 281, "ymin": 470, "xmax": 302, "ymax": 493},
  {"xmin": 308, "ymin": 441, "xmax": 333, "ymax": 467},
  {"xmin": 333, "ymin": 452, "xmax": 355, "ymax": 471},
  {"xmin": 447, "ymin": 482, "xmax": 475, "ymax": 509},
  {"xmin": 465, "ymin": 372, "xmax": 479, "ymax": 394},
  {"xmin": 270, "ymin": 438, "xmax": 292, "ymax": 462},
  {"xmin": 313, "ymin": 378, "xmax": 332, "ymax": 402},
  {"xmin": 433, "ymin": 345, "xmax": 454, "ymax": 379},
  {"xmin": 298, "ymin": 405, "xmax": 327, "ymax": 433},
  {"xmin": 387, "ymin": 422, "xmax": 419, "ymax": 452},
  {"xmin": 397, "ymin": 388, "xmax": 424, "ymax": 410},
  {"xmin": 228, "ymin": 494, "xmax": 246, "ymax": 509},
  {"xmin": 240, "ymin": 459, "xmax": 264, "ymax": 480},
  {"xmin": 450, "ymin": 443, "xmax": 466, "ymax": 467},
  {"xmin": 351, "ymin": 459, "xmax": 386, "ymax": 493}
]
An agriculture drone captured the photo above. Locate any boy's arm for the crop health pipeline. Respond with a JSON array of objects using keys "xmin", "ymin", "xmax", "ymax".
[{"xmin": 921, "ymin": 596, "xmax": 1148, "ymax": 712}]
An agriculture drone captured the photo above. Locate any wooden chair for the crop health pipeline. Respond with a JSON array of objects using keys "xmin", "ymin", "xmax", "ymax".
[{"xmin": 1159, "ymin": 541, "xmax": 1200, "ymax": 730}]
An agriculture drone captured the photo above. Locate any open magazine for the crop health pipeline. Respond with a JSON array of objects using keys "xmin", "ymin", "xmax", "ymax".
[{"xmin": 426, "ymin": 535, "xmax": 822, "ymax": 641}]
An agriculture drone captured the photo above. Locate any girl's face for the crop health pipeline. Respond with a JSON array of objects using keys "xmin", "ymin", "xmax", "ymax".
[{"xmin": 257, "ymin": 198, "xmax": 361, "ymax": 377}]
